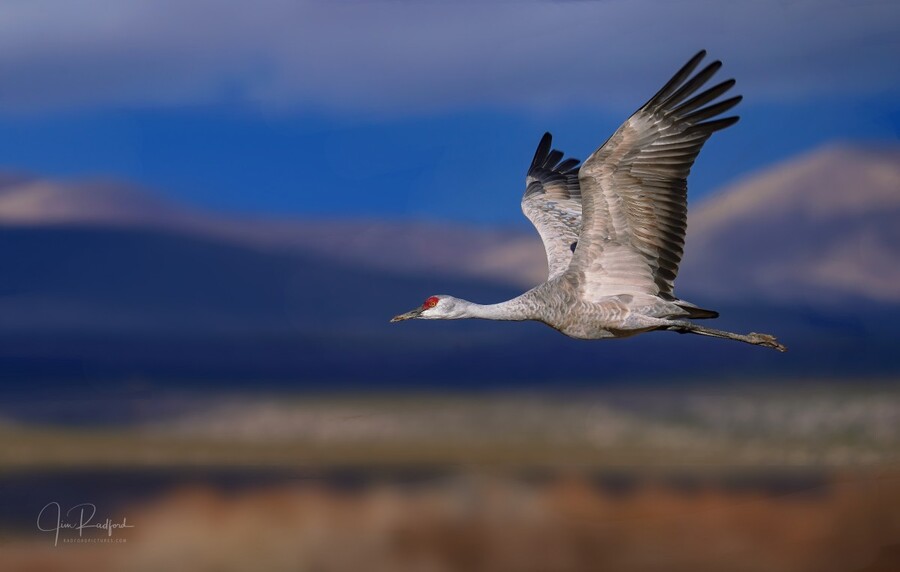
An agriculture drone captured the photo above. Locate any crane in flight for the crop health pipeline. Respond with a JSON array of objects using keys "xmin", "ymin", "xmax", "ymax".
[{"xmin": 391, "ymin": 50, "xmax": 785, "ymax": 352}]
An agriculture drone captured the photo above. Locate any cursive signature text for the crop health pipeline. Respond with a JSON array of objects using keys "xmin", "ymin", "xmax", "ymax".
[{"xmin": 37, "ymin": 502, "xmax": 134, "ymax": 547}]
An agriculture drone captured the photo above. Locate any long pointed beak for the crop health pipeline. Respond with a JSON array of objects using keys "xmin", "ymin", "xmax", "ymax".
[{"xmin": 390, "ymin": 305, "xmax": 424, "ymax": 323}]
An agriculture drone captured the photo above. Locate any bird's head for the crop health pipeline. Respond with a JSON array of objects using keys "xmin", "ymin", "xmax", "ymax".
[{"xmin": 390, "ymin": 295, "xmax": 466, "ymax": 322}]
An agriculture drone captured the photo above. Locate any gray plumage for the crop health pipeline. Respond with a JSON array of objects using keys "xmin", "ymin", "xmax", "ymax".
[{"xmin": 392, "ymin": 50, "xmax": 785, "ymax": 352}]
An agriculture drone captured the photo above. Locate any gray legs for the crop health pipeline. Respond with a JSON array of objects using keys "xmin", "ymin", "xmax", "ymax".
[{"xmin": 666, "ymin": 321, "xmax": 787, "ymax": 352}]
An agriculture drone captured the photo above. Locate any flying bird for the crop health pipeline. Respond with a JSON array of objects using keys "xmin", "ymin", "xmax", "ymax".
[{"xmin": 391, "ymin": 50, "xmax": 785, "ymax": 352}]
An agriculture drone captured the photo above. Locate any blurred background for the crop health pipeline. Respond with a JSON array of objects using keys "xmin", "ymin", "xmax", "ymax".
[{"xmin": 1, "ymin": 1, "xmax": 899, "ymax": 571}]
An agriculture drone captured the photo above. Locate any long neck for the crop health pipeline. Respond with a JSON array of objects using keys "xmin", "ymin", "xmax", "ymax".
[{"xmin": 462, "ymin": 296, "xmax": 534, "ymax": 321}]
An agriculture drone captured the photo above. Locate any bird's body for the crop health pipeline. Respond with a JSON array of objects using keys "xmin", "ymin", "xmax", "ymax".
[{"xmin": 392, "ymin": 51, "xmax": 785, "ymax": 352}]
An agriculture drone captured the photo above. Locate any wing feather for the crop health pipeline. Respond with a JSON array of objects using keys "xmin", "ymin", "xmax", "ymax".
[
  {"xmin": 521, "ymin": 132, "xmax": 582, "ymax": 280},
  {"xmin": 572, "ymin": 50, "xmax": 741, "ymax": 301}
]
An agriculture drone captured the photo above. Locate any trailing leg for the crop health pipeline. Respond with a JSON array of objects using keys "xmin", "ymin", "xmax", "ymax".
[{"xmin": 665, "ymin": 321, "xmax": 786, "ymax": 352}]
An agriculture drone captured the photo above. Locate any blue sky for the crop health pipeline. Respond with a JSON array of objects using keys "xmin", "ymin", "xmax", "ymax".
[{"xmin": 0, "ymin": 0, "xmax": 897, "ymax": 225}]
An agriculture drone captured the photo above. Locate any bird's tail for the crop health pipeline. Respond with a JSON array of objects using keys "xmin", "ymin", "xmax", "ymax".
[{"xmin": 674, "ymin": 299, "xmax": 719, "ymax": 320}]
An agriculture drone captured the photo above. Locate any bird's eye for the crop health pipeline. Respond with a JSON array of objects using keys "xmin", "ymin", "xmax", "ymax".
[{"xmin": 424, "ymin": 296, "xmax": 439, "ymax": 309}]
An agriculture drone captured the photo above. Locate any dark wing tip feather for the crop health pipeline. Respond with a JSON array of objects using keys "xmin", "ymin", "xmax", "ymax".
[
  {"xmin": 544, "ymin": 149, "xmax": 565, "ymax": 169},
  {"xmin": 659, "ymin": 60, "xmax": 722, "ymax": 109},
  {"xmin": 673, "ymin": 79, "xmax": 736, "ymax": 117},
  {"xmin": 524, "ymin": 132, "xmax": 582, "ymax": 201},
  {"xmin": 530, "ymin": 132, "xmax": 553, "ymax": 171},
  {"xmin": 556, "ymin": 158, "xmax": 581, "ymax": 173},
  {"xmin": 641, "ymin": 51, "xmax": 742, "ymax": 137},
  {"xmin": 682, "ymin": 95, "xmax": 743, "ymax": 124},
  {"xmin": 689, "ymin": 115, "xmax": 740, "ymax": 134},
  {"xmin": 643, "ymin": 50, "xmax": 708, "ymax": 110}
]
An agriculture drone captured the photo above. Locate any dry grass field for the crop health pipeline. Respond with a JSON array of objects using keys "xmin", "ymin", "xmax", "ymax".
[
  {"xmin": 1, "ymin": 383, "xmax": 899, "ymax": 572},
  {"xmin": 3, "ymin": 469, "xmax": 900, "ymax": 572}
]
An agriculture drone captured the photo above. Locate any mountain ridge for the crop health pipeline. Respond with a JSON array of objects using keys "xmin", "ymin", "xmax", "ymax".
[
  {"xmin": 681, "ymin": 142, "xmax": 900, "ymax": 303},
  {"xmin": 0, "ymin": 142, "xmax": 897, "ymax": 303}
]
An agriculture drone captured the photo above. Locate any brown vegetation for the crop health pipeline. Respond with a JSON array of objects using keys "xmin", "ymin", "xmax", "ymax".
[{"xmin": 4, "ymin": 469, "xmax": 900, "ymax": 572}]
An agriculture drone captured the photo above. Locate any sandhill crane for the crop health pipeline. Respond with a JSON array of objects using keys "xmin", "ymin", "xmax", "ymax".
[{"xmin": 391, "ymin": 51, "xmax": 785, "ymax": 352}]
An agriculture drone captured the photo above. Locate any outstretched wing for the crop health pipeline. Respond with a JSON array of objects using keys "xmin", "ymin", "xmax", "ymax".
[
  {"xmin": 521, "ymin": 132, "xmax": 582, "ymax": 280},
  {"xmin": 572, "ymin": 50, "xmax": 741, "ymax": 301}
]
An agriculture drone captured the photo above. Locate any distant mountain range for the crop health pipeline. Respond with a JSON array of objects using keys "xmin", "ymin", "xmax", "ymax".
[
  {"xmin": 0, "ymin": 143, "xmax": 897, "ymax": 388},
  {"xmin": 681, "ymin": 144, "xmax": 900, "ymax": 304},
  {"xmin": 2, "ymin": 143, "xmax": 897, "ymax": 303}
]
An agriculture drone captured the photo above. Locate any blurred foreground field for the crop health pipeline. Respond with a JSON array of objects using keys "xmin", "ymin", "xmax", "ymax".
[{"xmin": 1, "ymin": 382, "xmax": 899, "ymax": 572}]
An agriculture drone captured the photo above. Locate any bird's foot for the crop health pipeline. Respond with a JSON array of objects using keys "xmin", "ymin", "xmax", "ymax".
[{"xmin": 747, "ymin": 332, "xmax": 787, "ymax": 352}]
